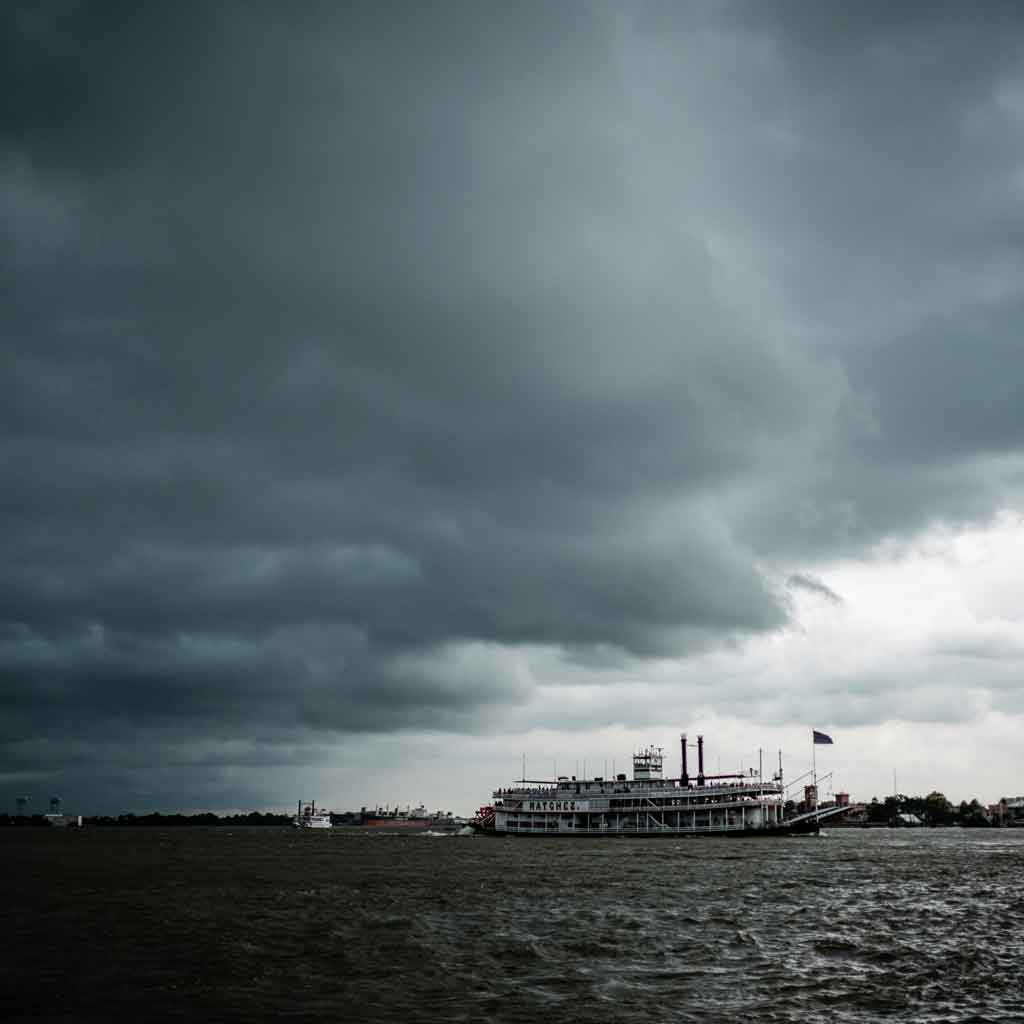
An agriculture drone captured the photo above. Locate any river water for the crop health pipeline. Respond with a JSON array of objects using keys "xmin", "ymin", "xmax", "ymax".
[{"xmin": 3, "ymin": 827, "xmax": 1023, "ymax": 1022}]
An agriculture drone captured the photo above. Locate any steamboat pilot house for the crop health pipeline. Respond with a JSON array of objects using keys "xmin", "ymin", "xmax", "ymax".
[{"xmin": 489, "ymin": 735, "xmax": 786, "ymax": 836}]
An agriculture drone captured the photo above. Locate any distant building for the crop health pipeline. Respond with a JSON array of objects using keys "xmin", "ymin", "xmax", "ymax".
[{"xmin": 1005, "ymin": 797, "xmax": 1024, "ymax": 826}]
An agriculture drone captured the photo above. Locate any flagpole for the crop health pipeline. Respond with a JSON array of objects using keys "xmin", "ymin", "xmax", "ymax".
[{"xmin": 811, "ymin": 731, "xmax": 817, "ymax": 809}]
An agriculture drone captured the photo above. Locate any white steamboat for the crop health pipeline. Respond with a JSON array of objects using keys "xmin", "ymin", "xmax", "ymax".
[
  {"xmin": 473, "ymin": 735, "xmax": 840, "ymax": 837},
  {"xmin": 293, "ymin": 800, "xmax": 333, "ymax": 829}
]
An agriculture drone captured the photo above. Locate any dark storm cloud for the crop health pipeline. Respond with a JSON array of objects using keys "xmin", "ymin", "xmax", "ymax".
[
  {"xmin": 3, "ymin": 2, "xmax": 1023, "ymax": 809},
  {"xmin": 619, "ymin": 1, "xmax": 1024, "ymax": 557}
]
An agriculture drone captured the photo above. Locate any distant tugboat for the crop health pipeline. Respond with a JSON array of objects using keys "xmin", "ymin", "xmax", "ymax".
[
  {"xmin": 293, "ymin": 801, "xmax": 333, "ymax": 829},
  {"xmin": 472, "ymin": 734, "xmax": 844, "ymax": 837}
]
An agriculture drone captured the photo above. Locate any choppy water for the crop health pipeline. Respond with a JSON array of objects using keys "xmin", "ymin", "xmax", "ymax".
[{"xmin": 4, "ymin": 827, "xmax": 1023, "ymax": 1022}]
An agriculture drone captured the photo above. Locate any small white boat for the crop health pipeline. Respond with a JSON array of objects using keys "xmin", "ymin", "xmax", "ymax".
[{"xmin": 293, "ymin": 800, "xmax": 333, "ymax": 829}]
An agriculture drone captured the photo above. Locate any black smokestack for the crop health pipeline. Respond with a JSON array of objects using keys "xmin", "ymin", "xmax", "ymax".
[
  {"xmin": 680, "ymin": 733, "xmax": 689, "ymax": 787},
  {"xmin": 697, "ymin": 735, "xmax": 705, "ymax": 786}
]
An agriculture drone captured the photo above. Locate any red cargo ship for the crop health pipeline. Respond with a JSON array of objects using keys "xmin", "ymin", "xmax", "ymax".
[{"xmin": 359, "ymin": 804, "xmax": 463, "ymax": 831}]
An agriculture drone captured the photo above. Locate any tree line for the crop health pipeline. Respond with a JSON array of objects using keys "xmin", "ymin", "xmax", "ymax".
[
  {"xmin": 2, "ymin": 811, "xmax": 296, "ymax": 827},
  {"xmin": 864, "ymin": 792, "xmax": 1001, "ymax": 827}
]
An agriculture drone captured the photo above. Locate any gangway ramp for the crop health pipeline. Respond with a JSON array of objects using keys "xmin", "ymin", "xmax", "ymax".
[{"xmin": 786, "ymin": 803, "xmax": 857, "ymax": 829}]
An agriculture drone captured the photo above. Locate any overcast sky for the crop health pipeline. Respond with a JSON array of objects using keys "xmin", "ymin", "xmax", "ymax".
[{"xmin": 4, "ymin": 2, "xmax": 1024, "ymax": 815}]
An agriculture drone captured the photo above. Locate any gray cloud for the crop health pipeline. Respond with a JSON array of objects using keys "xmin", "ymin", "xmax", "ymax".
[
  {"xmin": 786, "ymin": 574, "xmax": 843, "ymax": 605},
  {"xmin": 3, "ymin": 2, "xmax": 1024, "ymax": 810}
]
